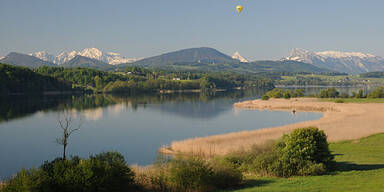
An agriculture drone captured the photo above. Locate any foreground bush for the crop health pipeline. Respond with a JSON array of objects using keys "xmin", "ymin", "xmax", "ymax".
[
  {"xmin": 133, "ymin": 156, "xmax": 242, "ymax": 192},
  {"xmin": 225, "ymin": 127, "xmax": 334, "ymax": 177},
  {"xmin": 1, "ymin": 152, "xmax": 138, "ymax": 192}
]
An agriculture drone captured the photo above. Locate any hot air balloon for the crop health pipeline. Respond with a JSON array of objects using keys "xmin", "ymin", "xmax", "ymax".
[{"xmin": 236, "ymin": 5, "xmax": 243, "ymax": 13}]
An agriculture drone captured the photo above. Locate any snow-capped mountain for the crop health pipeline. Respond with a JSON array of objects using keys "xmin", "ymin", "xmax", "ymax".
[
  {"xmin": 232, "ymin": 51, "xmax": 249, "ymax": 63},
  {"xmin": 284, "ymin": 48, "xmax": 384, "ymax": 74},
  {"xmin": 29, "ymin": 51, "xmax": 55, "ymax": 63},
  {"xmin": 30, "ymin": 48, "xmax": 139, "ymax": 65}
]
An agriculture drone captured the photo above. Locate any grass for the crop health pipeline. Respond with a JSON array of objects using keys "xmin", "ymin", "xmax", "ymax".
[
  {"xmin": 226, "ymin": 133, "xmax": 384, "ymax": 192},
  {"xmin": 322, "ymin": 98, "xmax": 384, "ymax": 103}
]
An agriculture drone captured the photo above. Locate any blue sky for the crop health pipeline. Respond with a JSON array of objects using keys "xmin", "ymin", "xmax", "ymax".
[{"xmin": 1, "ymin": 0, "xmax": 384, "ymax": 60}]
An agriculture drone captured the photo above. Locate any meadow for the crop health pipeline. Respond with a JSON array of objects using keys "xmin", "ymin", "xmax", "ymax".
[{"xmin": 228, "ymin": 134, "xmax": 384, "ymax": 192}]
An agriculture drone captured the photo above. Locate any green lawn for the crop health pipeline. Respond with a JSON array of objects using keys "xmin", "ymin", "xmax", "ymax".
[
  {"xmin": 228, "ymin": 134, "xmax": 384, "ymax": 192},
  {"xmin": 323, "ymin": 98, "xmax": 384, "ymax": 103}
]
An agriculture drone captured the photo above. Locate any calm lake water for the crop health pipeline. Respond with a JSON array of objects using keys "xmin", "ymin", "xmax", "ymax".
[{"xmin": 0, "ymin": 89, "xmax": 325, "ymax": 179}]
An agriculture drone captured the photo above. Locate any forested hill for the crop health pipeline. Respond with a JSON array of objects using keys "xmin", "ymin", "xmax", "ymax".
[
  {"xmin": 117, "ymin": 47, "xmax": 331, "ymax": 73},
  {"xmin": 122, "ymin": 47, "xmax": 239, "ymax": 68},
  {"xmin": 0, "ymin": 63, "xmax": 72, "ymax": 94}
]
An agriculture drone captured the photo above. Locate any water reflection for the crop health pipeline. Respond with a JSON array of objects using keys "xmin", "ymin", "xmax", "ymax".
[
  {"xmin": 0, "ymin": 88, "xmax": 326, "ymax": 179},
  {"xmin": 0, "ymin": 89, "xmax": 268, "ymax": 124}
]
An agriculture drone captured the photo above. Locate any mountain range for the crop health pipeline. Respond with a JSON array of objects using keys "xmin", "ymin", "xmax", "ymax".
[
  {"xmin": 29, "ymin": 48, "xmax": 140, "ymax": 65},
  {"xmin": 284, "ymin": 48, "xmax": 384, "ymax": 74},
  {"xmin": 0, "ymin": 52, "xmax": 56, "ymax": 68},
  {"xmin": 0, "ymin": 47, "xmax": 350, "ymax": 74}
]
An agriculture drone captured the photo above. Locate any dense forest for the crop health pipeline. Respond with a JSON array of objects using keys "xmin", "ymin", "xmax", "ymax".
[
  {"xmin": 1, "ymin": 64, "xmax": 274, "ymax": 94},
  {"xmin": 0, "ymin": 63, "xmax": 72, "ymax": 94},
  {"xmin": 360, "ymin": 71, "xmax": 384, "ymax": 78}
]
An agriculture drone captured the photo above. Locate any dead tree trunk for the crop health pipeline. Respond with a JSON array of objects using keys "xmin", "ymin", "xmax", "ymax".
[{"xmin": 56, "ymin": 110, "xmax": 83, "ymax": 160}]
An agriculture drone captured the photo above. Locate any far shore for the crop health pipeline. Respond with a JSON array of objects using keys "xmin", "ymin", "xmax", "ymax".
[{"xmin": 160, "ymin": 98, "xmax": 384, "ymax": 156}]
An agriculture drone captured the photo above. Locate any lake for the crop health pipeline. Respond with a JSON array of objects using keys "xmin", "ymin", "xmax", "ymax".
[{"xmin": 0, "ymin": 89, "xmax": 324, "ymax": 180}]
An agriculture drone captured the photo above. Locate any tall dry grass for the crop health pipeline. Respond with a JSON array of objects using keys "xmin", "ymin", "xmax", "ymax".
[
  {"xmin": 160, "ymin": 98, "xmax": 377, "ymax": 157},
  {"xmin": 132, "ymin": 165, "xmax": 170, "ymax": 192}
]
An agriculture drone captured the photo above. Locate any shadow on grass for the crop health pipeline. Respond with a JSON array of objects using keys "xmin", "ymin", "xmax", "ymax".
[
  {"xmin": 334, "ymin": 162, "xmax": 384, "ymax": 172},
  {"xmin": 238, "ymin": 179, "xmax": 274, "ymax": 189}
]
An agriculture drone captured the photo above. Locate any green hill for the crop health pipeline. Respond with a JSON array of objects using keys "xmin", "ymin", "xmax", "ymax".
[{"xmin": 0, "ymin": 63, "xmax": 72, "ymax": 94}]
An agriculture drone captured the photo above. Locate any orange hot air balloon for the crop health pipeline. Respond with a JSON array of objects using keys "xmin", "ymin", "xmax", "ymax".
[{"xmin": 236, "ymin": 5, "xmax": 243, "ymax": 13}]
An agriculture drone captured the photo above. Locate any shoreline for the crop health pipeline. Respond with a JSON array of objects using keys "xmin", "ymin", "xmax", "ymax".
[{"xmin": 160, "ymin": 98, "xmax": 384, "ymax": 156}]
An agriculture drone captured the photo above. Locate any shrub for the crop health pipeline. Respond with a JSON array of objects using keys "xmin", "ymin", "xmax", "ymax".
[
  {"xmin": 168, "ymin": 157, "xmax": 214, "ymax": 192},
  {"xmin": 368, "ymin": 87, "xmax": 384, "ymax": 98},
  {"xmin": 335, "ymin": 99, "xmax": 344, "ymax": 103},
  {"xmin": 293, "ymin": 89, "xmax": 305, "ymax": 97},
  {"xmin": 1, "ymin": 152, "xmax": 138, "ymax": 192},
  {"xmin": 167, "ymin": 156, "xmax": 242, "ymax": 192},
  {"xmin": 355, "ymin": 89, "xmax": 366, "ymax": 98},
  {"xmin": 283, "ymin": 91, "xmax": 292, "ymax": 99},
  {"xmin": 261, "ymin": 95, "xmax": 270, "ymax": 100},
  {"xmin": 233, "ymin": 127, "xmax": 334, "ymax": 177},
  {"xmin": 339, "ymin": 92, "xmax": 350, "ymax": 98},
  {"xmin": 263, "ymin": 88, "xmax": 302, "ymax": 100},
  {"xmin": 318, "ymin": 88, "xmax": 339, "ymax": 98},
  {"xmin": 88, "ymin": 152, "xmax": 137, "ymax": 192},
  {"xmin": 209, "ymin": 160, "xmax": 242, "ymax": 189},
  {"xmin": 276, "ymin": 127, "xmax": 334, "ymax": 177},
  {"xmin": 132, "ymin": 165, "xmax": 169, "ymax": 192}
]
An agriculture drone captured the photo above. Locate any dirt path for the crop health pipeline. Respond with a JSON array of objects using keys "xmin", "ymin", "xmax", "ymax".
[{"xmin": 160, "ymin": 98, "xmax": 384, "ymax": 156}]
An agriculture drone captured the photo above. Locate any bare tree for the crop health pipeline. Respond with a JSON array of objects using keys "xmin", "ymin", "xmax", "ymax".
[{"xmin": 56, "ymin": 110, "xmax": 83, "ymax": 160}]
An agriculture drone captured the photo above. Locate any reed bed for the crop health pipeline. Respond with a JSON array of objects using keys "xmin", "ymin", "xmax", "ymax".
[{"xmin": 161, "ymin": 98, "xmax": 384, "ymax": 156}]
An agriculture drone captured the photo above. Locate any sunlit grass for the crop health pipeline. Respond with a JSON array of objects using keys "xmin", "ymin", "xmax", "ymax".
[{"xmin": 227, "ymin": 134, "xmax": 384, "ymax": 192}]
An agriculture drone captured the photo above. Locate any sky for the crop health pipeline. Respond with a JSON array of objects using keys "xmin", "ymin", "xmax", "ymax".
[{"xmin": 1, "ymin": 0, "xmax": 384, "ymax": 61}]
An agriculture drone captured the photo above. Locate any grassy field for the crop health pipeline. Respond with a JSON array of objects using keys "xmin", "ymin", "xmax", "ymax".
[
  {"xmin": 323, "ymin": 98, "xmax": 384, "ymax": 103},
  {"xmin": 227, "ymin": 134, "xmax": 384, "ymax": 192}
]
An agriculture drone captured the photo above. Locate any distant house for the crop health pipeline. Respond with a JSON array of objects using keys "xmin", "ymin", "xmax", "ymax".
[{"xmin": 173, "ymin": 78, "xmax": 181, "ymax": 81}]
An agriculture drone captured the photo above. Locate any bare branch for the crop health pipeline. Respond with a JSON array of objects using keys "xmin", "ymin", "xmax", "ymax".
[{"xmin": 56, "ymin": 109, "xmax": 84, "ymax": 160}]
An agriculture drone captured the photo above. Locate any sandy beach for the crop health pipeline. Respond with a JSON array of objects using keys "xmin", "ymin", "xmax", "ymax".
[{"xmin": 160, "ymin": 98, "xmax": 384, "ymax": 156}]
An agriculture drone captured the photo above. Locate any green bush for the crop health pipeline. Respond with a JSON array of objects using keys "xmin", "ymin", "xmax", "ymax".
[
  {"xmin": 276, "ymin": 127, "xmax": 334, "ymax": 177},
  {"xmin": 335, "ymin": 99, "xmax": 344, "ymax": 103},
  {"xmin": 283, "ymin": 91, "xmax": 292, "ymax": 99},
  {"xmin": 234, "ymin": 127, "xmax": 334, "ymax": 177},
  {"xmin": 263, "ymin": 88, "xmax": 301, "ymax": 100},
  {"xmin": 318, "ymin": 88, "xmax": 339, "ymax": 98},
  {"xmin": 293, "ymin": 89, "xmax": 305, "ymax": 97},
  {"xmin": 339, "ymin": 92, "xmax": 350, "ymax": 98},
  {"xmin": 261, "ymin": 95, "xmax": 270, "ymax": 100},
  {"xmin": 1, "ymin": 152, "xmax": 138, "ymax": 192},
  {"xmin": 355, "ymin": 89, "xmax": 366, "ymax": 98},
  {"xmin": 168, "ymin": 156, "xmax": 242, "ymax": 192},
  {"xmin": 368, "ymin": 87, "xmax": 384, "ymax": 98},
  {"xmin": 209, "ymin": 160, "xmax": 242, "ymax": 189}
]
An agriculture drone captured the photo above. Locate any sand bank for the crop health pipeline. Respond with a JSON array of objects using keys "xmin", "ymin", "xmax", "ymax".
[{"xmin": 160, "ymin": 98, "xmax": 384, "ymax": 156}]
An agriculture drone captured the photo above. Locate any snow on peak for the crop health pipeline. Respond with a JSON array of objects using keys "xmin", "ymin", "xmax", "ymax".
[
  {"xmin": 30, "ymin": 51, "xmax": 55, "ymax": 62},
  {"xmin": 316, "ymin": 51, "xmax": 376, "ymax": 58},
  {"xmin": 283, "ymin": 48, "xmax": 384, "ymax": 74},
  {"xmin": 79, "ymin": 48, "xmax": 103, "ymax": 60},
  {"xmin": 232, "ymin": 51, "xmax": 249, "ymax": 63},
  {"xmin": 30, "ymin": 48, "xmax": 139, "ymax": 65}
]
